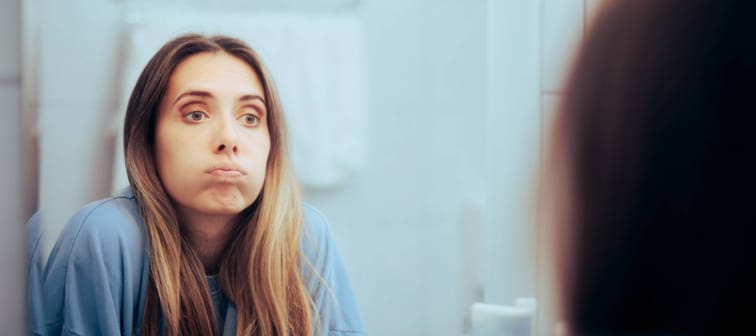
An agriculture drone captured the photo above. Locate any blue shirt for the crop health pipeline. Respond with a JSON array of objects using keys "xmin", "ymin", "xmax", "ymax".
[{"xmin": 29, "ymin": 188, "xmax": 366, "ymax": 335}]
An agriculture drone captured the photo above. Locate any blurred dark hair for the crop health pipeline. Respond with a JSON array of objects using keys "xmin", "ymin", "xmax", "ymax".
[{"xmin": 553, "ymin": 0, "xmax": 756, "ymax": 334}]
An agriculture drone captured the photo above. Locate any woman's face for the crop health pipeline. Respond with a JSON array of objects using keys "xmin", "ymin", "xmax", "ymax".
[{"xmin": 155, "ymin": 51, "xmax": 270, "ymax": 221}]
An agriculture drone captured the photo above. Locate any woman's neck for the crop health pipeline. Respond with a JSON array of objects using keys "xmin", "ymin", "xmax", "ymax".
[{"xmin": 179, "ymin": 210, "xmax": 238, "ymax": 274}]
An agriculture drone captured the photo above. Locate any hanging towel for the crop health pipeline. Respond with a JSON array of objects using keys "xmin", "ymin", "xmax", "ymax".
[{"xmin": 111, "ymin": 6, "xmax": 368, "ymax": 193}]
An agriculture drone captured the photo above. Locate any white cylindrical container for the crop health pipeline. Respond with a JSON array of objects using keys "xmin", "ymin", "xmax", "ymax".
[{"xmin": 470, "ymin": 300, "xmax": 536, "ymax": 336}]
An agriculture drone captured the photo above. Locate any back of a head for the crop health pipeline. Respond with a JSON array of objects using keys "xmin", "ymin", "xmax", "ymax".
[{"xmin": 554, "ymin": 0, "xmax": 756, "ymax": 334}]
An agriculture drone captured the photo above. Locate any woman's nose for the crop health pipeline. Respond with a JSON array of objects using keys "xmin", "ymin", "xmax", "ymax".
[
  {"xmin": 214, "ymin": 117, "xmax": 239, "ymax": 154},
  {"xmin": 216, "ymin": 143, "xmax": 238, "ymax": 154}
]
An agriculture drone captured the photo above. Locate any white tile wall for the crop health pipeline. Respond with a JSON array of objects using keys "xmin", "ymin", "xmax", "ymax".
[
  {"xmin": 37, "ymin": 100, "xmax": 118, "ymax": 259},
  {"xmin": 36, "ymin": 0, "xmax": 127, "ymax": 261},
  {"xmin": 308, "ymin": 1, "xmax": 488, "ymax": 334},
  {"xmin": 485, "ymin": 0, "xmax": 540, "ymax": 308},
  {"xmin": 38, "ymin": 0, "xmax": 122, "ymax": 103}
]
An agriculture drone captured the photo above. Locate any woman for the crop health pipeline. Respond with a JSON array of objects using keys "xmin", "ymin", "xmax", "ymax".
[
  {"xmin": 34, "ymin": 34, "xmax": 365, "ymax": 336},
  {"xmin": 545, "ymin": 0, "xmax": 756, "ymax": 334}
]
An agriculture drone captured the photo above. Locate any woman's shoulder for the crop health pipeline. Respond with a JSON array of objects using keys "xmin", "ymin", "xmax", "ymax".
[
  {"xmin": 76, "ymin": 187, "xmax": 140, "ymax": 225},
  {"xmin": 299, "ymin": 204, "xmax": 368, "ymax": 335},
  {"xmin": 43, "ymin": 186, "xmax": 147, "ymax": 296},
  {"xmin": 302, "ymin": 203, "xmax": 330, "ymax": 236},
  {"xmin": 53, "ymin": 187, "xmax": 145, "ymax": 260},
  {"xmin": 37, "ymin": 187, "xmax": 149, "ymax": 336},
  {"xmin": 300, "ymin": 203, "xmax": 336, "ymax": 259},
  {"xmin": 299, "ymin": 203, "xmax": 330, "ymax": 265}
]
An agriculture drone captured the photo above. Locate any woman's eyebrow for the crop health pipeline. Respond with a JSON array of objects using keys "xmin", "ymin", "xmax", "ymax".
[
  {"xmin": 239, "ymin": 94, "xmax": 266, "ymax": 104},
  {"xmin": 173, "ymin": 92, "xmax": 264, "ymax": 104},
  {"xmin": 172, "ymin": 90, "xmax": 213, "ymax": 106}
]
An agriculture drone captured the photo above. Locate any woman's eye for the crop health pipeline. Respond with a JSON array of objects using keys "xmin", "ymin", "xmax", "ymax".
[
  {"xmin": 184, "ymin": 111, "xmax": 206, "ymax": 122},
  {"xmin": 241, "ymin": 114, "xmax": 259, "ymax": 126}
]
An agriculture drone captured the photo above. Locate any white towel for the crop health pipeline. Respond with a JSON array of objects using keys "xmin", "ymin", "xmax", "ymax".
[{"xmin": 111, "ymin": 6, "xmax": 368, "ymax": 193}]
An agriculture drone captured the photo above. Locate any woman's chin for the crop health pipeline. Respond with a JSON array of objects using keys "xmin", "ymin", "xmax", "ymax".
[{"xmin": 196, "ymin": 191, "xmax": 256, "ymax": 215}]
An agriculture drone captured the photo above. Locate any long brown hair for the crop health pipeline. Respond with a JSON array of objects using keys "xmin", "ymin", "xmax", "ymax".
[
  {"xmin": 549, "ymin": 0, "xmax": 756, "ymax": 334},
  {"xmin": 123, "ymin": 34, "xmax": 316, "ymax": 336}
]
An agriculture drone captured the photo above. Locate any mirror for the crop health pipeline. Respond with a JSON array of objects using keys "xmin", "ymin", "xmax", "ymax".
[{"xmin": 20, "ymin": 0, "xmax": 604, "ymax": 334}]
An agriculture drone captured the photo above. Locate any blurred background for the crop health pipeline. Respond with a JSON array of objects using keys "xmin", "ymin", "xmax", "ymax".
[{"xmin": 0, "ymin": 0, "xmax": 609, "ymax": 334}]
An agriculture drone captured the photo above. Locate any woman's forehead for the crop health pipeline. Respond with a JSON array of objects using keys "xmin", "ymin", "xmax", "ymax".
[{"xmin": 166, "ymin": 52, "xmax": 264, "ymax": 100}]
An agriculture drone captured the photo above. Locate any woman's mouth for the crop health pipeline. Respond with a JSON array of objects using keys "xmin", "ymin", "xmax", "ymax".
[
  {"xmin": 207, "ymin": 168, "xmax": 243, "ymax": 177},
  {"xmin": 205, "ymin": 165, "xmax": 247, "ymax": 178}
]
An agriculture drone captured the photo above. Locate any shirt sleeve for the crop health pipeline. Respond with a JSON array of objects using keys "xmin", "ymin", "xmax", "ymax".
[
  {"xmin": 38, "ymin": 197, "xmax": 146, "ymax": 336},
  {"xmin": 301, "ymin": 204, "xmax": 367, "ymax": 336}
]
